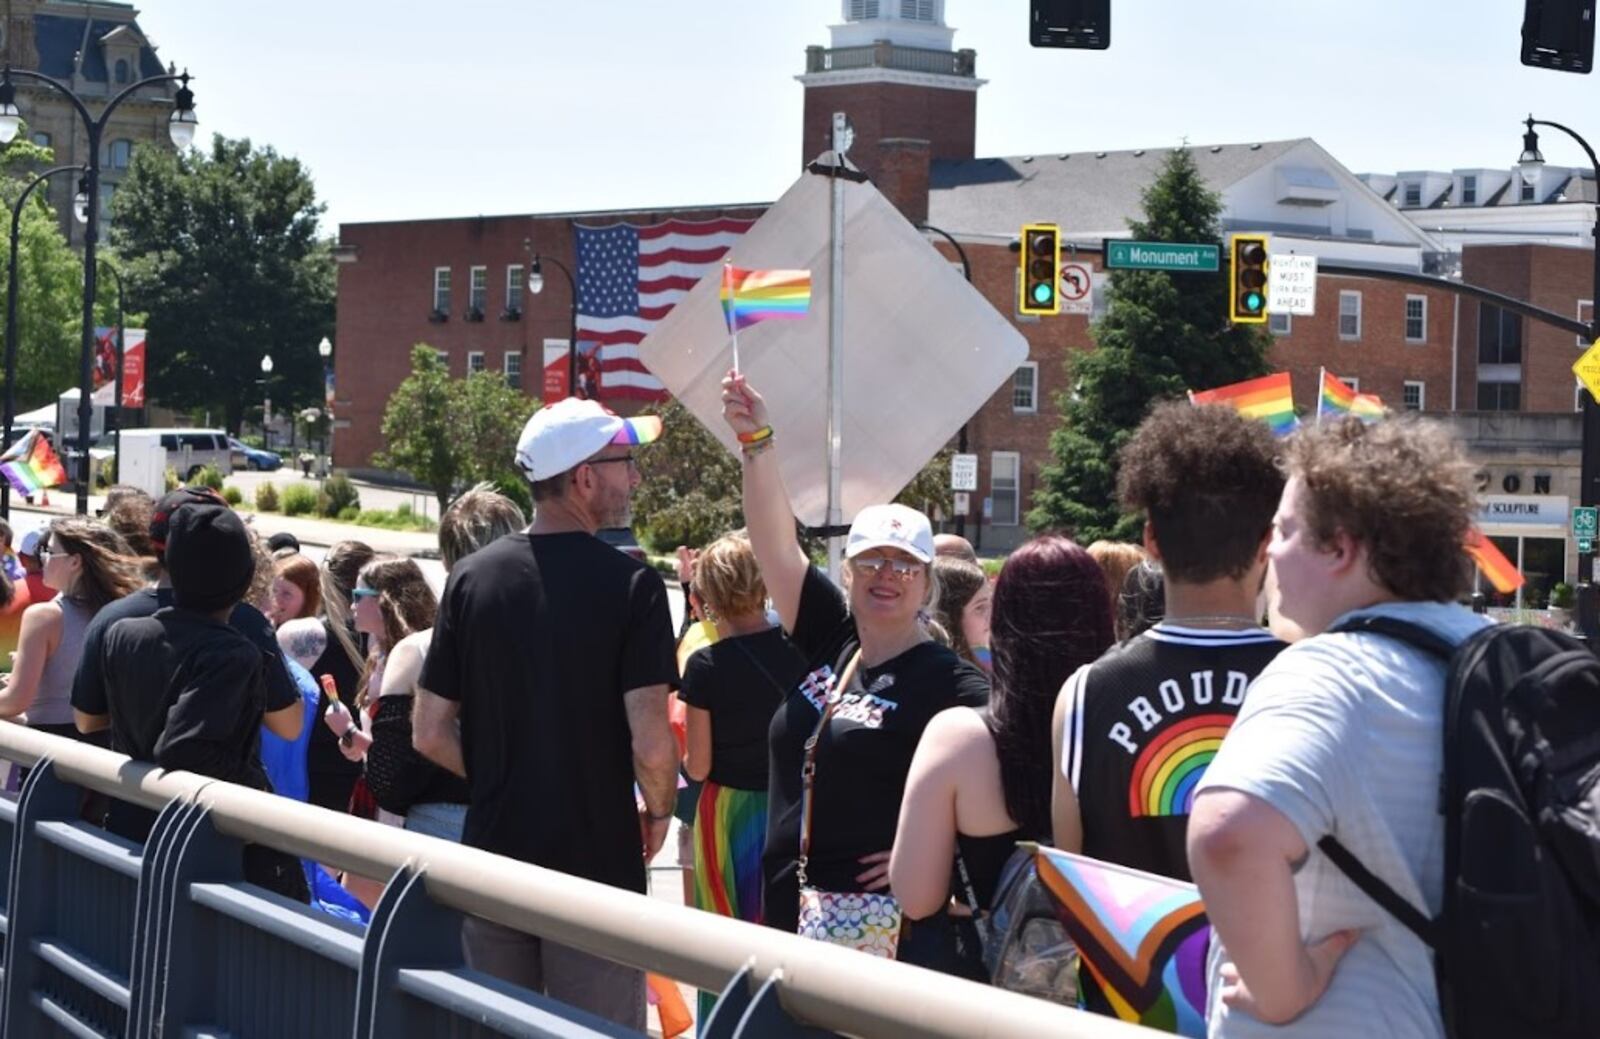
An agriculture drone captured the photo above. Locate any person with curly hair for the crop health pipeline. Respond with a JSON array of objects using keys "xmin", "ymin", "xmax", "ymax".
[
  {"xmin": 1052, "ymin": 401, "xmax": 1287, "ymax": 883},
  {"xmin": 1189, "ymin": 418, "xmax": 1491, "ymax": 1036},
  {"xmin": 891, "ymin": 534, "xmax": 1113, "ymax": 977}
]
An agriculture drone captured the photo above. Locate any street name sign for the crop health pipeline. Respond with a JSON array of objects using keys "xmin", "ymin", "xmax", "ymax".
[
  {"xmin": 1102, "ymin": 240, "xmax": 1220, "ymax": 273},
  {"xmin": 1060, "ymin": 261, "xmax": 1094, "ymax": 315},
  {"xmin": 1577, "ymin": 340, "xmax": 1600, "ymax": 404},
  {"xmin": 951, "ymin": 453, "xmax": 979, "ymax": 491},
  {"xmin": 1268, "ymin": 254, "xmax": 1317, "ymax": 316}
]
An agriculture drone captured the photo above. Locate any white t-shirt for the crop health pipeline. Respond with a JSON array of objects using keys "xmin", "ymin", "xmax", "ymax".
[{"xmin": 1197, "ymin": 601, "xmax": 1491, "ymax": 1039}]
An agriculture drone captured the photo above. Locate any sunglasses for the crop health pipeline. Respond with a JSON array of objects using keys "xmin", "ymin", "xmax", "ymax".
[
  {"xmin": 351, "ymin": 587, "xmax": 379, "ymax": 601},
  {"xmin": 850, "ymin": 556, "xmax": 923, "ymax": 581}
]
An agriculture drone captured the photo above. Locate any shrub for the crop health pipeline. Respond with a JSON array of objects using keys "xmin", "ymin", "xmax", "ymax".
[
  {"xmin": 337, "ymin": 506, "xmax": 360, "ymax": 522},
  {"xmin": 194, "ymin": 465, "xmax": 224, "ymax": 491},
  {"xmin": 1551, "ymin": 582, "xmax": 1576, "ymax": 610},
  {"xmin": 322, "ymin": 473, "xmax": 360, "ymax": 516},
  {"xmin": 221, "ymin": 485, "xmax": 243, "ymax": 506},
  {"xmin": 164, "ymin": 467, "xmax": 180, "ymax": 492},
  {"xmin": 395, "ymin": 502, "xmax": 413, "ymax": 518},
  {"xmin": 254, "ymin": 481, "xmax": 280, "ymax": 512},
  {"xmin": 281, "ymin": 484, "xmax": 318, "ymax": 517}
]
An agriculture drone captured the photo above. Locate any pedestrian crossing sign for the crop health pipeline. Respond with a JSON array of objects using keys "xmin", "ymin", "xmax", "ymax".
[{"xmin": 1575, "ymin": 340, "xmax": 1600, "ymax": 404}]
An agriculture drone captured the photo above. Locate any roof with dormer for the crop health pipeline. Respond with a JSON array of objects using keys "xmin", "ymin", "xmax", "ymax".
[{"xmin": 34, "ymin": 12, "xmax": 166, "ymax": 84}]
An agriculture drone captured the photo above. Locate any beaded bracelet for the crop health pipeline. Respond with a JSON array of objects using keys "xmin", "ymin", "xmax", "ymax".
[
  {"xmin": 742, "ymin": 436, "xmax": 776, "ymax": 458},
  {"xmin": 736, "ymin": 425, "xmax": 774, "ymax": 445}
]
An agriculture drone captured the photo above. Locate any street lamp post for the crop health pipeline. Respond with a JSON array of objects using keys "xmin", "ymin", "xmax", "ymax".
[
  {"xmin": 0, "ymin": 64, "xmax": 197, "ymax": 515},
  {"xmin": 99, "ymin": 259, "xmax": 125, "ymax": 492},
  {"xmin": 527, "ymin": 253, "xmax": 579, "ymax": 398},
  {"xmin": 318, "ymin": 335, "xmax": 333, "ymax": 473},
  {"xmin": 1519, "ymin": 115, "xmax": 1600, "ymax": 640},
  {"xmin": 0, "ymin": 162, "xmax": 82, "ymax": 519},
  {"xmin": 260, "ymin": 353, "xmax": 273, "ymax": 450}
]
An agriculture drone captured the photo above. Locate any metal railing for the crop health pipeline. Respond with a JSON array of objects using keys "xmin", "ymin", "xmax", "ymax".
[
  {"xmin": 0, "ymin": 724, "xmax": 1157, "ymax": 1038},
  {"xmin": 804, "ymin": 44, "xmax": 977, "ymax": 77}
]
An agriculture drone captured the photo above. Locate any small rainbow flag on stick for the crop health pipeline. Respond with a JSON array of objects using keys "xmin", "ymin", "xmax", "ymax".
[
  {"xmin": 1465, "ymin": 527, "xmax": 1525, "ymax": 594},
  {"xmin": 1318, "ymin": 368, "xmax": 1387, "ymax": 424},
  {"xmin": 1188, "ymin": 371, "xmax": 1298, "ymax": 436},
  {"xmin": 721, "ymin": 263, "xmax": 811, "ymax": 371},
  {"xmin": 0, "ymin": 429, "xmax": 65, "ymax": 497}
]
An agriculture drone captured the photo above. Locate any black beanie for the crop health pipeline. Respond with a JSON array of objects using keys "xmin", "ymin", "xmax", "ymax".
[{"xmin": 166, "ymin": 503, "xmax": 255, "ymax": 612}]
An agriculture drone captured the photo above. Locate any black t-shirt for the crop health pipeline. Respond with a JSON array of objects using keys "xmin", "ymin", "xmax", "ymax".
[
  {"xmin": 100, "ymin": 607, "xmax": 296, "ymax": 787},
  {"xmin": 1059, "ymin": 623, "xmax": 1286, "ymax": 881},
  {"xmin": 306, "ymin": 619, "xmax": 364, "ymax": 779},
  {"xmin": 72, "ymin": 587, "xmax": 298, "ymax": 721},
  {"xmin": 763, "ymin": 566, "xmax": 990, "ymax": 933},
  {"xmin": 679, "ymin": 628, "xmax": 806, "ymax": 791},
  {"xmin": 418, "ymin": 532, "xmax": 678, "ymax": 894}
]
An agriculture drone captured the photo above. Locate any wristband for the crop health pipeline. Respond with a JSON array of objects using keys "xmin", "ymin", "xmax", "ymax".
[
  {"xmin": 742, "ymin": 436, "xmax": 775, "ymax": 458},
  {"xmin": 339, "ymin": 729, "xmax": 355, "ymax": 748},
  {"xmin": 736, "ymin": 425, "xmax": 773, "ymax": 445}
]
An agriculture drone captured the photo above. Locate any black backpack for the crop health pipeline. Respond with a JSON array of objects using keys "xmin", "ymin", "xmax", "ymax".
[{"xmin": 1324, "ymin": 616, "xmax": 1600, "ymax": 1038}]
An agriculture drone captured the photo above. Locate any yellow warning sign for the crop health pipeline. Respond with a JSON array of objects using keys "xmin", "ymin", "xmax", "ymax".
[{"xmin": 1575, "ymin": 340, "xmax": 1600, "ymax": 404}]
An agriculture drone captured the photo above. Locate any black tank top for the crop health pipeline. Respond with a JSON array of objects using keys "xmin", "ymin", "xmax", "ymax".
[{"xmin": 1059, "ymin": 624, "xmax": 1285, "ymax": 881}]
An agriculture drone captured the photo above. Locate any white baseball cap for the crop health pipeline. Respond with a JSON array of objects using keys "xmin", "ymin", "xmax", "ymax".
[
  {"xmin": 514, "ymin": 397, "xmax": 663, "ymax": 482},
  {"xmin": 17, "ymin": 529, "xmax": 44, "ymax": 558},
  {"xmin": 845, "ymin": 504, "xmax": 935, "ymax": 564}
]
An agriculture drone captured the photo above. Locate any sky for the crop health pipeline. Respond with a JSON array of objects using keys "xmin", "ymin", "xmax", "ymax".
[{"xmin": 129, "ymin": 1, "xmax": 1600, "ymax": 234}]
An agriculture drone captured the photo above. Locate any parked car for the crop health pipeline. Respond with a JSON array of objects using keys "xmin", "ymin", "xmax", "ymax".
[
  {"xmin": 228, "ymin": 437, "xmax": 282, "ymax": 471},
  {"xmin": 109, "ymin": 428, "xmax": 235, "ymax": 481}
]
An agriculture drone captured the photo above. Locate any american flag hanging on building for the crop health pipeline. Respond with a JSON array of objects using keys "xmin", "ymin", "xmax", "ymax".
[{"xmin": 574, "ymin": 216, "xmax": 755, "ymax": 401}]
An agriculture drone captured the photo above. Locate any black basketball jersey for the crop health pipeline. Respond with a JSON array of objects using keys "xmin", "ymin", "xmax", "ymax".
[{"xmin": 1059, "ymin": 623, "xmax": 1286, "ymax": 881}]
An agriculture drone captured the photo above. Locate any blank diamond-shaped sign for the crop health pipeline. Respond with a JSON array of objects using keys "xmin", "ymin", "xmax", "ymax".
[{"xmin": 637, "ymin": 167, "xmax": 1029, "ymax": 526}]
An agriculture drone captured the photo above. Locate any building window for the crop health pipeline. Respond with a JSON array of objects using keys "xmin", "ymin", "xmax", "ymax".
[
  {"xmin": 990, "ymin": 452, "xmax": 1020, "ymax": 527},
  {"xmin": 114, "ymin": 59, "xmax": 129, "ymax": 85},
  {"xmin": 467, "ymin": 351, "xmax": 485, "ymax": 375},
  {"xmin": 1477, "ymin": 535, "xmax": 1564, "ymax": 610},
  {"xmin": 900, "ymin": 0, "xmax": 934, "ymax": 19},
  {"xmin": 1405, "ymin": 295, "xmax": 1427, "ymax": 342},
  {"xmin": 468, "ymin": 265, "xmax": 488, "ymax": 316},
  {"xmin": 1521, "ymin": 177, "xmax": 1536, "ymax": 202},
  {"xmin": 1403, "ymin": 380, "xmax": 1425, "ymax": 411},
  {"xmin": 107, "ymin": 139, "xmax": 132, "ymax": 170},
  {"xmin": 1477, "ymin": 382, "xmax": 1521, "ymax": 411},
  {"xmin": 1579, "ymin": 300, "xmax": 1593, "ymax": 347},
  {"xmin": 847, "ymin": 0, "xmax": 881, "ymax": 19},
  {"xmin": 29, "ymin": 131, "xmax": 49, "ymax": 149},
  {"xmin": 506, "ymin": 264, "xmax": 525, "ymax": 314},
  {"xmin": 504, "ymin": 350, "xmax": 522, "ymax": 390},
  {"xmin": 432, "ymin": 268, "xmax": 451, "ymax": 314},
  {"xmin": 1268, "ymin": 312, "xmax": 1292, "ymax": 336},
  {"xmin": 1339, "ymin": 291, "xmax": 1362, "ymax": 339},
  {"xmin": 1403, "ymin": 182, "xmax": 1421, "ymax": 207},
  {"xmin": 436, "ymin": 350, "xmax": 450, "ymax": 370},
  {"xmin": 1462, "ymin": 175, "xmax": 1477, "ymax": 205},
  {"xmin": 1479, "ymin": 303, "xmax": 1523, "ymax": 365},
  {"xmin": 1012, "ymin": 362, "xmax": 1038, "ymax": 413},
  {"xmin": 1340, "ymin": 376, "xmax": 1360, "ymax": 393}
]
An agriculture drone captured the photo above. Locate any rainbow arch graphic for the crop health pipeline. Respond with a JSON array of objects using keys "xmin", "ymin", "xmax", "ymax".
[{"xmin": 1127, "ymin": 713, "xmax": 1236, "ymax": 817}]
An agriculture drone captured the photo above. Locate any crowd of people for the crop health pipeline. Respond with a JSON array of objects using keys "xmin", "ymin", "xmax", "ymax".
[{"xmin": 0, "ymin": 367, "xmax": 1548, "ymax": 1038}]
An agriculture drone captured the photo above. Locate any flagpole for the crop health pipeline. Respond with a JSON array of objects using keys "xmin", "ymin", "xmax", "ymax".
[
  {"xmin": 826, "ymin": 112, "xmax": 848, "ymax": 584},
  {"xmin": 723, "ymin": 262, "xmax": 741, "ymax": 374},
  {"xmin": 1317, "ymin": 366, "xmax": 1326, "ymax": 426}
]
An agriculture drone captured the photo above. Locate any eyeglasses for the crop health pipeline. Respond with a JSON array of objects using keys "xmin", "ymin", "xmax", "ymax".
[
  {"xmin": 351, "ymin": 587, "xmax": 379, "ymax": 601},
  {"xmin": 586, "ymin": 454, "xmax": 637, "ymax": 470},
  {"xmin": 38, "ymin": 543, "xmax": 61, "ymax": 563},
  {"xmin": 850, "ymin": 556, "xmax": 923, "ymax": 581}
]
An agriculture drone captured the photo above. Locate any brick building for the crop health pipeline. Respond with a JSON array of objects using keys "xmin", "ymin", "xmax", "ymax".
[
  {"xmin": 1, "ymin": 1, "xmax": 184, "ymax": 247},
  {"xmin": 333, "ymin": 0, "xmax": 1595, "ymax": 600}
]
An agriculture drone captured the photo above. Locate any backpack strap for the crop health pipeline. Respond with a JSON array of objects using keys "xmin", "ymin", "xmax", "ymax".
[
  {"xmin": 1326, "ymin": 614, "xmax": 1453, "ymax": 659},
  {"xmin": 1317, "ymin": 836, "xmax": 1438, "ymax": 950}
]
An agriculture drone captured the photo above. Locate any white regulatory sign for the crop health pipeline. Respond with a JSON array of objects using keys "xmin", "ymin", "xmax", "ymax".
[
  {"xmin": 951, "ymin": 453, "xmax": 979, "ymax": 492},
  {"xmin": 1060, "ymin": 262, "xmax": 1094, "ymax": 315},
  {"xmin": 1267, "ymin": 254, "xmax": 1317, "ymax": 316},
  {"xmin": 953, "ymin": 491, "xmax": 971, "ymax": 514}
]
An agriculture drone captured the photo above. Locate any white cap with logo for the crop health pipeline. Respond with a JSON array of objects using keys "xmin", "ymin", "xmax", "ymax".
[
  {"xmin": 845, "ymin": 504, "xmax": 935, "ymax": 564},
  {"xmin": 514, "ymin": 398, "xmax": 663, "ymax": 482}
]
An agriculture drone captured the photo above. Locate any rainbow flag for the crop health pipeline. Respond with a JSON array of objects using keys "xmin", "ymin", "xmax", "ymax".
[
  {"xmin": 1465, "ymin": 527, "xmax": 1525, "ymax": 594},
  {"xmin": 0, "ymin": 429, "xmax": 65, "ymax": 496},
  {"xmin": 720, "ymin": 264, "xmax": 811, "ymax": 333},
  {"xmin": 1188, "ymin": 371, "xmax": 1298, "ymax": 436},
  {"xmin": 1319, "ymin": 369, "xmax": 1386, "ymax": 423}
]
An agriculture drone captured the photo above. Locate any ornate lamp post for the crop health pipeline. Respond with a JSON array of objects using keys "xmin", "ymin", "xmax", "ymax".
[
  {"xmin": 259, "ymin": 353, "xmax": 273, "ymax": 450},
  {"xmin": 527, "ymin": 253, "xmax": 579, "ymax": 397}
]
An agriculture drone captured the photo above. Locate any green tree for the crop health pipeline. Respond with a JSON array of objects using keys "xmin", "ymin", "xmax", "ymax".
[
  {"xmin": 108, "ymin": 134, "xmax": 334, "ymax": 430},
  {"xmin": 633, "ymin": 400, "xmax": 744, "ymax": 552},
  {"xmin": 0, "ymin": 132, "xmax": 83, "ymax": 414},
  {"xmin": 1028, "ymin": 147, "xmax": 1271, "ymax": 542},
  {"xmin": 455, "ymin": 367, "xmax": 538, "ymax": 500},
  {"xmin": 373, "ymin": 345, "xmax": 460, "ymax": 511},
  {"xmin": 896, "ymin": 447, "xmax": 954, "ymax": 520}
]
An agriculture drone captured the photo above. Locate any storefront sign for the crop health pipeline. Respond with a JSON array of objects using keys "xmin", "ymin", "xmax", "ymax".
[{"xmin": 1478, "ymin": 495, "xmax": 1570, "ymax": 530}]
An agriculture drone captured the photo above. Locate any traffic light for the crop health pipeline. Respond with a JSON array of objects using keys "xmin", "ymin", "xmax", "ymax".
[
  {"xmin": 1020, "ymin": 224, "xmax": 1061, "ymax": 316},
  {"xmin": 1522, "ymin": 0, "xmax": 1595, "ymax": 74},
  {"xmin": 1031, "ymin": 0, "xmax": 1110, "ymax": 49},
  {"xmin": 1230, "ymin": 234, "xmax": 1269, "ymax": 324}
]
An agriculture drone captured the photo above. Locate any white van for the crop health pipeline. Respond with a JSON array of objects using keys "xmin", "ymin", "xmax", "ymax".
[{"xmin": 110, "ymin": 428, "xmax": 237, "ymax": 481}]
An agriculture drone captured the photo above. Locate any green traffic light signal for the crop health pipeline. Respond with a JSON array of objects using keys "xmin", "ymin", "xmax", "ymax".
[{"xmin": 1033, "ymin": 283, "xmax": 1054, "ymax": 304}]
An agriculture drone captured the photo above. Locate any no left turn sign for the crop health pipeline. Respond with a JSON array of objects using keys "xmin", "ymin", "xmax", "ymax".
[{"xmin": 1060, "ymin": 261, "xmax": 1093, "ymax": 314}]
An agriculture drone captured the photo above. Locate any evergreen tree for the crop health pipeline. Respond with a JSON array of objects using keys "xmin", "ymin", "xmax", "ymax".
[{"xmin": 1028, "ymin": 147, "xmax": 1271, "ymax": 542}]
